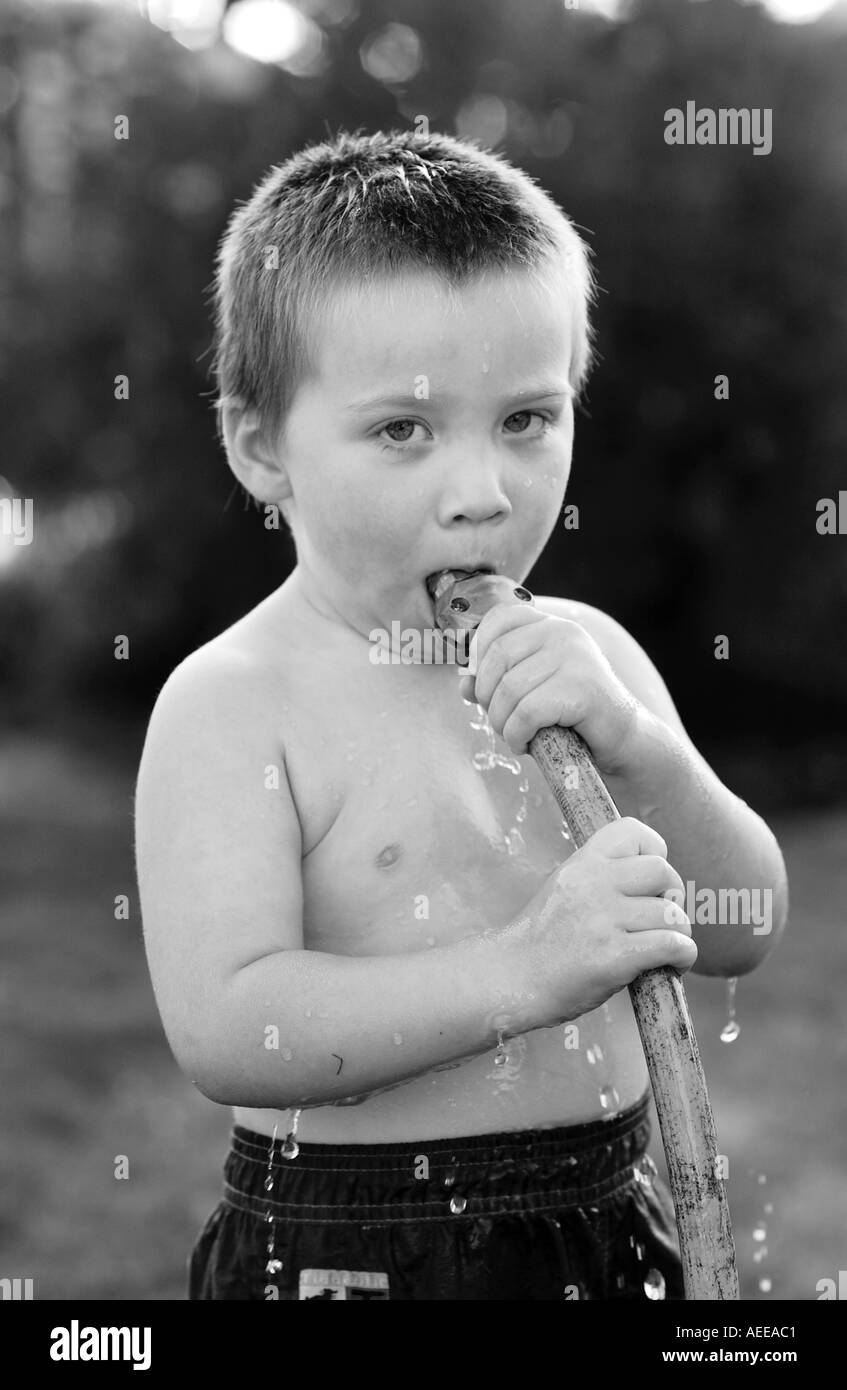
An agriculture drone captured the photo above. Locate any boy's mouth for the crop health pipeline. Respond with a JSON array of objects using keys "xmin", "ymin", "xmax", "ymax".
[{"xmin": 424, "ymin": 567, "xmax": 496, "ymax": 605}]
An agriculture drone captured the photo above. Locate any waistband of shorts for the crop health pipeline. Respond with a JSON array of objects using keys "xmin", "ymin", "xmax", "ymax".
[{"xmin": 221, "ymin": 1091, "xmax": 654, "ymax": 1223}]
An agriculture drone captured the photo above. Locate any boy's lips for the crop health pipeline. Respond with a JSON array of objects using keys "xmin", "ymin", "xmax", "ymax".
[{"xmin": 424, "ymin": 566, "xmax": 496, "ymax": 604}]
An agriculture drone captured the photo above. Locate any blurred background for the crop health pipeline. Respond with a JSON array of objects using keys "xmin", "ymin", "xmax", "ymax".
[{"xmin": 1, "ymin": 0, "xmax": 845, "ymax": 1300}]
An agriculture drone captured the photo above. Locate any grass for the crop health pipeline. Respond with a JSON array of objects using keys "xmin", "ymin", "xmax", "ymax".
[{"xmin": 0, "ymin": 728, "xmax": 843, "ymax": 1300}]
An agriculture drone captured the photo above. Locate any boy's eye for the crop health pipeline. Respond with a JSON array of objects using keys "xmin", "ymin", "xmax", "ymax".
[
  {"xmin": 378, "ymin": 419, "xmax": 430, "ymax": 448},
  {"xmin": 376, "ymin": 410, "xmax": 553, "ymax": 452},
  {"xmin": 503, "ymin": 410, "xmax": 550, "ymax": 436}
]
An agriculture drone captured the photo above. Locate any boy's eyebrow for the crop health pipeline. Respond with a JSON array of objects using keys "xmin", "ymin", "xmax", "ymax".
[{"xmin": 344, "ymin": 382, "xmax": 575, "ymax": 415}]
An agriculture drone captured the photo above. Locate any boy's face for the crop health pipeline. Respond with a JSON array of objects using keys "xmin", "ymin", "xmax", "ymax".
[{"xmin": 278, "ymin": 266, "xmax": 576, "ymax": 636}]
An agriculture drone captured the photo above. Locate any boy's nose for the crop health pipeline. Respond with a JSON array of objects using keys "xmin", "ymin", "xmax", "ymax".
[{"xmin": 438, "ymin": 457, "xmax": 513, "ymax": 525}]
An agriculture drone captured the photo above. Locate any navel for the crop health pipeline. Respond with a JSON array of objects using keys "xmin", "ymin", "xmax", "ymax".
[{"xmin": 375, "ymin": 842, "xmax": 402, "ymax": 869}]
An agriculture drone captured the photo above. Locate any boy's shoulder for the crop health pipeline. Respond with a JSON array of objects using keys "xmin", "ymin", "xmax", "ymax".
[
  {"xmin": 143, "ymin": 627, "xmax": 282, "ymax": 751},
  {"xmin": 534, "ymin": 594, "xmax": 639, "ymax": 661},
  {"xmin": 533, "ymin": 592, "xmax": 640, "ymax": 657}
]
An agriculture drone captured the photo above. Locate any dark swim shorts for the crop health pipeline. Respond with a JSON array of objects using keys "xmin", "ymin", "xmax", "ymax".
[{"xmin": 188, "ymin": 1090, "xmax": 684, "ymax": 1301}]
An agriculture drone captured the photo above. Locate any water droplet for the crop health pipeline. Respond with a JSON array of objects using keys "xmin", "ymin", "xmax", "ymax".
[
  {"xmin": 495, "ymin": 752, "xmax": 522, "ymax": 774},
  {"xmin": 759, "ymin": 1277, "xmax": 772, "ymax": 1293},
  {"xmin": 599, "ymin": 1085, "xmax": 620, "ymax": 1117},
  {"xmin": 494, "ymin": 1028, "xmax": 508, "ymax": 1067},
  {"xmin": 721, "ymin": 976, "xmax": 740, "ymax": 1043},
  {"xmin": 636, "ymin": 1243, "xmax": 646, "ymax": 1262},
  {"xmin": 450, "ymin": 1194, "xmax": 467, "ymax": 1214},
  {"xmin": 757, "ymin": 1173, "xmax": 767, "ymax": 1185},
  {"xmin": 264, "ymin": 1175, "xmax": 275, "ymax": 1190},
  {"xmin": 753, "ymin": 1246, "xmax": 768, "ymax": 1263},
  {"xmin": 281, "ymin": 1137, "xmax": 300, "ymax": 1160},
  {"xmin": 481, "ymin": 362, "xmax": 490, "ymax": 374},
  {"xmin": 753, "ymin": 1225, "xmax": 767, "ymax": 1242},
  {"xmin": 393, "ymin": 1032, "xmax": 403, "ymax": 1045},
  {"xmin": 764, "ymin": 1202, "xmax": 773, "ymax": 1215},
  {"xmin": 281, "ymin": 1048, "xmax": 293, "ymax": 1061},
  {"xmin": 443, "ymin": 1164, "xmax": 458, "ymax": 1189},
  {"xmin": 643, "ymin": 1268, "xmax": 666, "ymax": 1300},
  {"xmin": 265, "ymin": 1258, "xmax": 284, "ymax": 1275},
  {"xmin": 634, "ymin": 1155, "xmax": 658, "ymax": 1189}
]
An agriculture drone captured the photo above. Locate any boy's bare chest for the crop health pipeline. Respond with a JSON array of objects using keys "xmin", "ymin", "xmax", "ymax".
[{"xmin": 279, "ymin": 667, "xmax": 575, "ymax": 953}]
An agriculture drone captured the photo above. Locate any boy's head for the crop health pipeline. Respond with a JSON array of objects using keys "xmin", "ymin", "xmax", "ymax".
[{"xmin": 213, "ymin": 129, "xmax": 595, "ymax": 631}]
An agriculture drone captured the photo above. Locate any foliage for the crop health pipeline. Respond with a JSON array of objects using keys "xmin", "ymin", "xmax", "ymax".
[{"xmin": 2, "ymin": 0, "xmax": 845, "ymax": 800}]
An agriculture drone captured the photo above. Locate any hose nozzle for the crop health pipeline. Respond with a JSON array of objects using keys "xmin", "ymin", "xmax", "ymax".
[{"xmin": 427, "ymin": 569, "xmax": 534, "ymax": 666}]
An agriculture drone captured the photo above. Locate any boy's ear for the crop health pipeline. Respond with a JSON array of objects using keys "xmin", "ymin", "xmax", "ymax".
[{"xmin": 220, "ymin": 402, "xmax": 293, "ymax": 507}]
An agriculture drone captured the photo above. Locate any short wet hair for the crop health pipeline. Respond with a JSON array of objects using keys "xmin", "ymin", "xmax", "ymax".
[{"xmin": 212, "ymin": 127, "xmax": 595, "ymax": 446}]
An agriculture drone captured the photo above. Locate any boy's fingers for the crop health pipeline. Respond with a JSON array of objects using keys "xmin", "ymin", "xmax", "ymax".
[
  {"xmin": 471, "ymin": 603, "xmax": 548, "ymax": 647},
  {"xmin": 619, "ymin": 856, "xmax": 685, "ymax": 900},
  {"xmin": 464, "ymin": 606, "xmax": 545, "ymax": 681},
  {"xmin": 587, "ymin": 816, "xmax": 669, "ymax": 861},
  {"xmin": 457, "ymin": 672, "xmax": 476, "ymax": 702},
  {"xmin": 623, "ymin": 898, "xmax": 692, "ymax": 936},
  {"xmin": 622, "ymin": 928, "xmax": 698, "ymax": 978},
  {"xmin": 658, "ymin": 900, "xmax": 693, "ymax": 934},
  {"xmin": 466, "ymin": 604, "xmax": 547, "ymax": 675}
]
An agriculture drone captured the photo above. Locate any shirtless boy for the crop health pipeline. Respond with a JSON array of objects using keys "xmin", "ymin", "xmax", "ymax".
[{"xmin": 135, "ymin": 130, "xmax": 788, "ymax": 1301}]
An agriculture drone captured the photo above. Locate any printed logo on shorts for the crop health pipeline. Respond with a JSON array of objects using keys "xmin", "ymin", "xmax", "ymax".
[{"xmin": 298, "ymin": 1269, "xmax": 390, "ymax": 1300}]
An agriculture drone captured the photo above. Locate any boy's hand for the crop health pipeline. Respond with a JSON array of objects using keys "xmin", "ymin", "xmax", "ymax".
[
  {"xmin": 458, "ymin": 604, "xmax": 644, "ymax": 775},
  {"xmin": 512, "ymin": 817, "xmax": 697, "ymax": 1025}
]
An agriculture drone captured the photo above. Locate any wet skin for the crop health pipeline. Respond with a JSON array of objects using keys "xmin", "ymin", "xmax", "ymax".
[
  {"xmin": 219, "ymin": 266, "xmax": 648, "ymax": 1140},
  {"xmin": 220, "ymin": 575, "xmax": 648, "ymax": 1144}
]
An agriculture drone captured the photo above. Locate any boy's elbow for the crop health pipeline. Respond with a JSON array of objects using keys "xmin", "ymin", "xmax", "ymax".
[
  {"xmin": 184, "ymin": 1055, "xmax": 240, "ymax": 1107},
  {"xmin": 691, "ymin": 880, "xmax": 789, "ymax": 978},
  {"xmin": 174, "ymin": 1033, "xmax": 311, "ymax": 1110},
  {"xmin": 162, "ymin": 1019, "xmax": 251, "ymax": 1107}
]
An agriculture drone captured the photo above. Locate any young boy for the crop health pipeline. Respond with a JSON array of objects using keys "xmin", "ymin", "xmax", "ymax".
[{"xmin": 134, "ymin": 130, "xmax": 788, "ymax": 1301}]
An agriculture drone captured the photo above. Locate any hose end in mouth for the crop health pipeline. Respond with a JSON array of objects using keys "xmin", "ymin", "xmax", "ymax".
[{"xmin": 425, "ymin": 568, "xmax": 493, "ymax": 606}]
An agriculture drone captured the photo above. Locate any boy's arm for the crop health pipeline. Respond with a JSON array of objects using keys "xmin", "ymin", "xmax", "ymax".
[
  {"xmin": 536, "ymin": 597, "xmax": 789, "ymax": 978},
  {"xmin": 134, "ymin": 648, "xmax": 546, "ymax": 1109}
]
